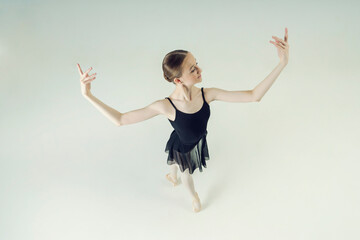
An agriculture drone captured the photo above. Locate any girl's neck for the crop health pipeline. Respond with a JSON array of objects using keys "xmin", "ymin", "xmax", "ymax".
[{"xmin": 172, "ymin": 85, "xmax": 197, "ymax": 102}]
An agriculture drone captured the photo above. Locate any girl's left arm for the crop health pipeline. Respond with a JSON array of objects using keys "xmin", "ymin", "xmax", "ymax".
[
  {"xmin": 206, "ymin": 60, "xmax": 287, "ymax": 104},
  {"xmin": 207, "ymin": 28, "xmax": 289, "ymax": 103},
  {"xmin": 252, "ymin": 61, "xmax": 287, "ymax": 101},
  {"xmin": 253, "ymin": 27, "xmax": 290, "ymax": 101}
]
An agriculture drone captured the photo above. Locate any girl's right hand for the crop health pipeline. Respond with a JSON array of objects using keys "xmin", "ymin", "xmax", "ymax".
[{"xmin": 77, "ymin": 63, "xmax": 97, "ymax": 96}]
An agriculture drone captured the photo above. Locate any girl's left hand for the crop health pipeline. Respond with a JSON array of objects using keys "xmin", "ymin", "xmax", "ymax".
[{"xmin": 270, "ymin": 27, "xmax": 289, "ymax": 64}]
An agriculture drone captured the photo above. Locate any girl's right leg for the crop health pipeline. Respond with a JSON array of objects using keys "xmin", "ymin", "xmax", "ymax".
[
  {"xmin": 170, "ymin": 163, "xmax": 178, "ymax": 180},
  {"xmin": 166, "ymin": 163, "xmax": 179, "ymax": 186}
]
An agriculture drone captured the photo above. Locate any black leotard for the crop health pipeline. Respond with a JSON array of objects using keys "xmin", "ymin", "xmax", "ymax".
[{"xmin": 164, "ymin": 87, "xmax": 211, "ymax": 174}]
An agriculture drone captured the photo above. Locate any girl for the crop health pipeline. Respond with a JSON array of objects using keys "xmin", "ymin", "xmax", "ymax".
[{"xmin": 77, "ymin": 28, "xmax": 289, "ymax": 213}]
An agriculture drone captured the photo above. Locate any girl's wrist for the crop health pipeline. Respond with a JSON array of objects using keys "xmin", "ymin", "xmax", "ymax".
[
  {"xmin": 83, "ymin": 92, "xmax": 93, "ymax": 98},
  {"xmin": 279, "ymin": 60, "xmax": 288, "ymax": 66}
]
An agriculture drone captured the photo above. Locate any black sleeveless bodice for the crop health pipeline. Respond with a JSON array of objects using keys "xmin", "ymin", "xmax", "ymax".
[
  {"xmin": 164, "ymin": 87, "xmax": 211, "ymax": 174},
  {"xmin": 166, "ymin": 87, "xmax": 210, "ymax": 145}
]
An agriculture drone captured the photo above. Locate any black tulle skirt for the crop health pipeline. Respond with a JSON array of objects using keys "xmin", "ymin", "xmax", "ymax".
[{"xmin": 165, "ymin": 130, "xmax": 210, "ymax": 174}]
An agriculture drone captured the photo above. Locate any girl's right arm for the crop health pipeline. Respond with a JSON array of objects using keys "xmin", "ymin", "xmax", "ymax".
[
  {"xmin": 84, "ymin": 93, "xmax": 163, "ymax": 126},
  {"xmin": 84, "ymin": 93, "xmax": 123, "ymax": 126},
  {"xmin": 78, "ymin": 64, "xmax": 163, "ymax": 126}
]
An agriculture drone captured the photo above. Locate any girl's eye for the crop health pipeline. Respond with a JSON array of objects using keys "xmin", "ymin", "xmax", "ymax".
[{"xmin": 191, "ymin": 62, "xmax": 199, "ymax": 73}]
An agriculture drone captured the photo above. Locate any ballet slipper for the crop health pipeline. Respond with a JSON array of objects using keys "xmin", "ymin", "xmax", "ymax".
[
  {"xmin": 192, "ymin": 192, "xmax": 202, "ymax": 213},
  {"xmin": 166, "ymin": 173, "xmax": 178, "ymax": 187}
]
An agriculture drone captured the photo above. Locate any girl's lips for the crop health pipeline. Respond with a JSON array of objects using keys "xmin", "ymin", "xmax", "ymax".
[{"xmin": 198, "ymin": 74, "xmax": 202, "ymax": 78}]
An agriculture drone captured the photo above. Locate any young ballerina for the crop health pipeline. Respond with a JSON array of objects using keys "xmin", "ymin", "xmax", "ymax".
[{"xmin": 77, "ymin": 28, "xmax": 289, "ymax": 213}]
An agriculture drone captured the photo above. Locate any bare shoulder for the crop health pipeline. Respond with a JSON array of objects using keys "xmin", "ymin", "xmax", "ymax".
[
  {"xmin": 149, "ymin": 98, "xmax": 168, "ymax": 113},
  {"xmin": 202, "ymin": 87, "xmax": 216, "ymax": 104},
  {"xmin": 151, "ymin": 98, "xmax": 173, "ymax": 119}
]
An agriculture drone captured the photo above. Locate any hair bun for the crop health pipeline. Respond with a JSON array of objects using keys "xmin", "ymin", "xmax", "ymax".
[
  {"xmin": 163, "ymin": 73, "xmax": 169, "ymax": 80},
  {"xmin": 162, "ymin": 49, "xmax": 188, "ymax": 85}
]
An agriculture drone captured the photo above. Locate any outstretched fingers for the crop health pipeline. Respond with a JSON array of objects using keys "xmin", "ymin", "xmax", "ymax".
[
  {"xmin": 84, "ymin": 67, "xmax": 93, "ymax": 76},
  {"xmin": 83, "ymin": 73, "xmax": 97, "ymax": 83},
  {"xmin": 284, "ymin": 27, "xmax": 288, "ymax": 42},
  {"xmin": 270, "ymin": 40, "xmax": 285, "ymax": 49},
  {"xmin": 272, "ymin": 36, "xmax": 286, "ymax": 47},
  {"xmin": 77, "ymin": 63, "xmax": 93, "ymax": 76}
]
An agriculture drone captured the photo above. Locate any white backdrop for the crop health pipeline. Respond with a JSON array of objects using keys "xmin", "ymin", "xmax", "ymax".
[{"xmin": 1, "ymin": 0, "xmax": 359, "ymax": 239}]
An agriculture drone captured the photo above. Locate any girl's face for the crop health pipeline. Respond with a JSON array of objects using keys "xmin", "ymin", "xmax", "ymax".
[{"xmin": 175, "ymin": 53, "xmax": 202, "ymax": 85}]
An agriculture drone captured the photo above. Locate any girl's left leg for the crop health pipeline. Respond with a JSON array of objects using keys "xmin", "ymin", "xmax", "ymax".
[{"xmin": 180, "ymin": 168, "xmax": 201, "ymax": 212}]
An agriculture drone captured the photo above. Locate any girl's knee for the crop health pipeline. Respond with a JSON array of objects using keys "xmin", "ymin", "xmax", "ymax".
[{"xmin": 181, "ymin": 168, "xmax": 191, "ymax": 176}]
